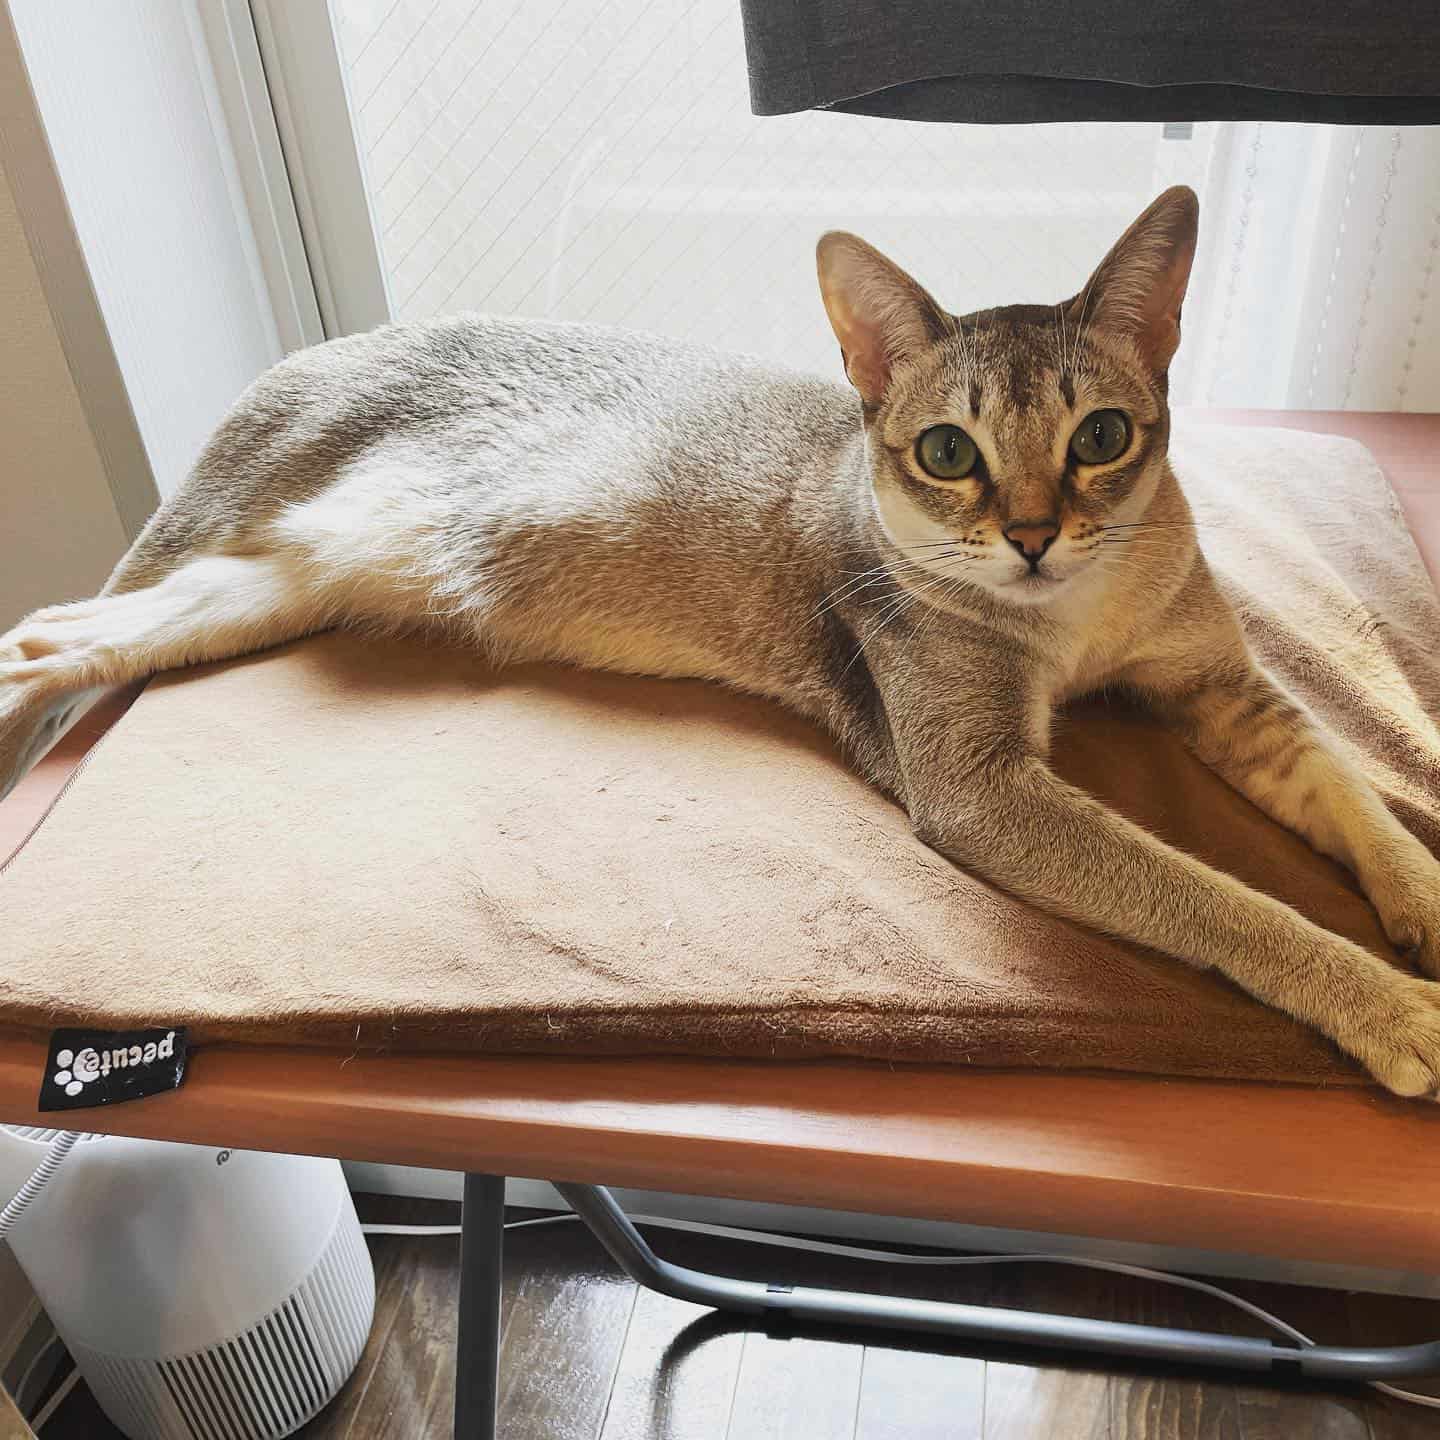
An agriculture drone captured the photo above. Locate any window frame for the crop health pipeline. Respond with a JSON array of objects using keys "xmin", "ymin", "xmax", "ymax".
[{"xmin": 247, "ymin": 0, "xmax": 392, "ymax": 338}]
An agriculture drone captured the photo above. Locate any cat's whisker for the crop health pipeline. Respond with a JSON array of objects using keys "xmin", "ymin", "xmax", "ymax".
[
  {"xmin": 857, "ymin": 589, "xmax": 916, "ymax": 609},
  {"xmin": 1094, "ymin": 555, "xmax": 1150, "ymax": 580},
  {"xmin": 1101, "ymin": 522, "xmax": 1197, "ymax": 532},
  {"xmin": 755, "ymin": 540, "xmax": 952, "ymax": 570},
  {"xmin": 853, "ymin": 555, "xmax": 980, "ymax": 609},
  {"xmin": 844, "ymin": 591, "xmax": 920, "ymax": 671},
  {"xmin": 891, "ymin": 537, "xmax": 986, "ymax": 550},
  {"xmin": 897, "ymin": 548, "xmax": 981, "ymax": 564},
  {"xmin": 813, "ymin": 552, "xmax": 962, "ymax": 618},
  {"xmin": 843, "ymin": 557, "xmax": 982, "ymax": 671},
  {"xmin": 911, "ymin": 573, "xmax": 969, "ymax": 646},
  {"xmin": 915, "ymin": 583, "xmax": 961, "ymax": 645},
  {"xmin": 1096, "ymin": 532, "xmax": 1189, "ymax": 547},
  {"xmin": 882, "ymin": 556, "xmax": 980, "ymax": 591},
  {"xmin": 814, "ymin": 573, "xmax": 898, "ymax": 617},
  {"xmin": 812, "ymin": 571, "xmax": 893, "ymax": 617},
  {"xmin": 877, "ymin": 558, "xmax": 981, "ymax": 608}
]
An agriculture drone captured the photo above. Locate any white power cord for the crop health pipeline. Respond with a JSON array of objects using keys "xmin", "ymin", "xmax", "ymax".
[
  {"xmin": 362, "ymin": 1211, "xmax": 1440, "ymax": 1410},
  {"xmin": 0, "ymin": 1131, "xmax": 79, "ymax": 1243},
  {"xmin": 0, "ymin": 1132, "xmax": 81, "ymax": 1432}
]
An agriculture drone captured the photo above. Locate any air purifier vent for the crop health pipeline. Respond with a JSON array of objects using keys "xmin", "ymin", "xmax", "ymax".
[{"xmin": 68, "ymin": 1196, "xmax": 373, "ymax": 1440}]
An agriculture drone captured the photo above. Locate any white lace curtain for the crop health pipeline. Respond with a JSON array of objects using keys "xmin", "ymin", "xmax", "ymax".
[{"xmin": 1178, "ymin": 124, "xmax": 1440, "ymax": 410}]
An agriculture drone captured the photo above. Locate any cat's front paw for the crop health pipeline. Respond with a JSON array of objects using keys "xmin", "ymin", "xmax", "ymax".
[
  {"xmin": 0, "ymin": 710, "xmax": 32, "ymax": 805},
  {"xmin": 1363, "ymin": 837, "xmax": 1440, "ymax": 979},
  {"xmin": 0, "ymin": 680, "xmax": 59, "ymax": 804},
  {"xmin": 1344, "ymin": 977, "xmax": 1440, "ymax": 1097}
]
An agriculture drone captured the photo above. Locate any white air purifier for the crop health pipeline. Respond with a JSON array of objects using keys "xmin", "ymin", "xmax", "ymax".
[{"xmin": 0, "ymin": 1126, "xmax": 375, "ymax": 1440}]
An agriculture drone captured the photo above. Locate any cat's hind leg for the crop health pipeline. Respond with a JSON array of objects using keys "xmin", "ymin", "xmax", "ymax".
[{"xmin": 0, "ymin": 552, "xmax": 336, "ymax": 800}]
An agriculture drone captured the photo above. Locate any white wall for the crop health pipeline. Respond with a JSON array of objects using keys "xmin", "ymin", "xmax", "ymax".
[
  {"xmin": 0, "ymin": 159, "xmax": 129, "ymax": 628},
  {"xmin": 9, "ymin": 0, "xmax": 284, "ymax": 498}
]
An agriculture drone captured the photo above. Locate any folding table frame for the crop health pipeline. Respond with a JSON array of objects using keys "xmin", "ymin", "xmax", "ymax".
[{"xmin": 452, "ymin": 1173, "xmax": 1440, "ymax": 1439}]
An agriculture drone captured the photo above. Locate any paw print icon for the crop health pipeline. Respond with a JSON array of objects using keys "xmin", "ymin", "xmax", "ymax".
[{"xmin": 52, "ymin": 1048, "xmax": 101, "ymax": 1098}]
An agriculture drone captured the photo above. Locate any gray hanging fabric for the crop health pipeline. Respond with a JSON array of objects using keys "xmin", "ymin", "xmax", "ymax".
[{"xmin": 737, "ymin": 1, "xmax": 1440, "ymax": 123}]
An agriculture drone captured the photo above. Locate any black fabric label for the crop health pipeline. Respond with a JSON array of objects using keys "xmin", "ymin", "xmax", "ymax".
[{"xmin": 38, "ymin": 1027, "xmax": 188, "ymax": 1111}]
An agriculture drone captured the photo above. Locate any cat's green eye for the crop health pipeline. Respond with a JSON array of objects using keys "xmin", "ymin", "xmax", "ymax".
[
  {"xmin": 1069, "ymin": 410, "xmax": 1131, "ymax": 466},
  {"xmin": 915, "ymin": 425, "xmax": 979, "ymax": 481}
]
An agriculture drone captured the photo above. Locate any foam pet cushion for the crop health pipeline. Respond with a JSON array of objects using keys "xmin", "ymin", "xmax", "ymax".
[{"xmin": 3, "ymin": 424, "xmax": 1438, "ymax": 1083}]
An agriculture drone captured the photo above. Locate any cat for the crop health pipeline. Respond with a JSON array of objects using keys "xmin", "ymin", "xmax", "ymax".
[{"xmin": 3, "ymin": 186, "xmax": 1439, "ymax": 1095}]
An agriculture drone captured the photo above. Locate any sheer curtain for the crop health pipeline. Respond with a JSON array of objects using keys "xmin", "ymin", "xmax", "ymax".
[
  {"xmin": 333, "ymin": 0, "xmax": 1440, "ymax": 411},
  {"xmin": 1181, "ymin": 123, "xmax": 1440, "ymax": 409}
]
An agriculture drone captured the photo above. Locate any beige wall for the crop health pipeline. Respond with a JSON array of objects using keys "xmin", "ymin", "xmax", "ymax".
[
  {"xmin": 0, "ymin": 151, "xmax": 87, "ymax": 1378},
  {"xmin": 0, "ymin": 157, "xmax": 129, "ymax": 631}
]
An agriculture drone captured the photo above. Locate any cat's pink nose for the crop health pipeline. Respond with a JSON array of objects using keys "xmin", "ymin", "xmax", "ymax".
[{"xmin": 1003, "ymin": 520, "xmax": 1060, "ymax": 559}]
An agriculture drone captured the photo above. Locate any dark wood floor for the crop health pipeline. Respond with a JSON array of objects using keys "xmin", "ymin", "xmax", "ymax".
[{"xmin": 48, "ymin": 1195, "xmax": 1440, "ymax": 1439}]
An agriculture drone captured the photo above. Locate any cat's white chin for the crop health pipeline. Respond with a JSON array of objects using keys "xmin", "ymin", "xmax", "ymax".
[{"xmin": 992, "ymin": 569, "xmax": 1072, "ymax": 606}]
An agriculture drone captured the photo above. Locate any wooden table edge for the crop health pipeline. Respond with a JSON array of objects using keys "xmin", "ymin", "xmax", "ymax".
[{"xmin": 1, "ymin": 1033, "xmax": 1436, "ymax": 1274}]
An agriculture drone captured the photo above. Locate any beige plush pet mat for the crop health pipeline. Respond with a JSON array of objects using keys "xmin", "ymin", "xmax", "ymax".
[{"xmin": 3, "ymin": 425, "xmax": 1439, "ymax": 1083}]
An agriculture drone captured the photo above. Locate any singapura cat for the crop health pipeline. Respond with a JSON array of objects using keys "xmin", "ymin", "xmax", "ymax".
[{"xmin": 5, "ymin": 186, "xmax": 1440, "ymax": 1095}]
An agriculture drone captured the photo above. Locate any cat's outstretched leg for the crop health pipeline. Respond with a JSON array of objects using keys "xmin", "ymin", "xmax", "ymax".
[
  {"xmin": 1163, "ymin": 661, "xmax": 1440, "ymax": 980},
  {"xmin": 0, "ymin": 553, "xmax": 332, "ymax": 800},
  {"xmin": 866, "ymin": 628, "xmax": 1440, "ymax": 1099}
]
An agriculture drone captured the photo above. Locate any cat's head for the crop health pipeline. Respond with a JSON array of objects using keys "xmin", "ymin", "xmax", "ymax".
[{"xmin": 816, "ymin": 187, "xmax": 1198, "ymax": 607}]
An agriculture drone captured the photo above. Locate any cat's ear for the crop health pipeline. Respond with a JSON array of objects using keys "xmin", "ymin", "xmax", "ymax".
[
  {"xmin": 1065, "ymin": 186, "xmax": 1199, "ymax": 373},
  {"xmin": 816, "ymin": 233, "xmax": 950, "ymax": 408}
]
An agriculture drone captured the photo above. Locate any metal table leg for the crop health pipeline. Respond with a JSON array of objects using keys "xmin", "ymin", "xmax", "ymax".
[
  {"xmin": 454, "ymin": 1173, "xmax": 506, "ymax": 1440},
  {"xmin": 553, "ymin": 1181, "xmax": 1440, "ymax": 1383}
]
